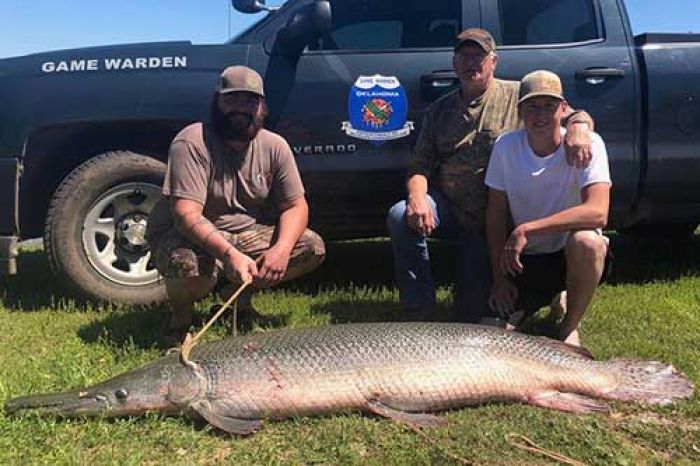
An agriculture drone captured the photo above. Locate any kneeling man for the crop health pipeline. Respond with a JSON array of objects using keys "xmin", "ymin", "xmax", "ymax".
[
  {"xmin": 147, "ymin": 66, "xmax": 325, "ymax": 345},
  {"xmin": 484, "ymin": 70, "xmax": 611, "ymax": 346}
]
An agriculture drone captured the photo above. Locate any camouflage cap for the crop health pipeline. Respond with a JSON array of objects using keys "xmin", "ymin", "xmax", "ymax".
[
  {"xmin": 454, "ymin": 28, "xmax": 496, "ymax": 54},
  {"xmin": 216, "ymin": 66, "xmax": 265, "ymax": 97},
  {"xmin": 518, "ymin": 70, "xmax": 564, "ymax": 104}
]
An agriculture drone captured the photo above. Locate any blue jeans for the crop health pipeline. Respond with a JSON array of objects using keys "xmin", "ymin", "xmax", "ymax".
[{"xmin": 386, "ymin": 191, "xmax": 493, "ymax": 322}]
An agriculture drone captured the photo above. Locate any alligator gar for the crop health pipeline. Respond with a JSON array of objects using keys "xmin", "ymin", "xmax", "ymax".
[{"xmin": 4, "ymin": 323, "xmax": 694, "ymax": 434}]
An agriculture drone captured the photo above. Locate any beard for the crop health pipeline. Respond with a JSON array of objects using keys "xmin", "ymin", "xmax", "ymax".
[{"xmin": 209, "ymin": 96, "xmax": 268, "ymax": 143}]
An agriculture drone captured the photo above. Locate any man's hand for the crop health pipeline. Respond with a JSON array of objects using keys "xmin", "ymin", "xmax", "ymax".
[
  {"xmin": 255, "ymin": 245, "xmax": 292, "ymax": 288},
  {"xmin": 564, "ymin": 122, "xmax": 593, "ymax": 168},
  {"xmin": 223, "ymin": 249, "xmax": 258, "ymax": 285},
  {"xmin": 488, "ymin": 277, "xmax": 519, "ymax": 319},
  {"xmin": 501, "ymin": 228, "xmax": 527, "ymax": 276},
  {"xmin": 406, "ymin": 193, "xmax": 436, "ymax": 236}
]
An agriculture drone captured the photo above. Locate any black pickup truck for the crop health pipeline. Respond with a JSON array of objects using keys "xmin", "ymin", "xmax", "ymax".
[{"xmin": 1, "ymin": 0, "xmax": 699, "ymax": 304}]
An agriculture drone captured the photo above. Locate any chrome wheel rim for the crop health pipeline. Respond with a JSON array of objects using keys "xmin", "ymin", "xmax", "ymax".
[{"xmin": 82, "ymin": 182, "xmax": 162, "ymax": 287}]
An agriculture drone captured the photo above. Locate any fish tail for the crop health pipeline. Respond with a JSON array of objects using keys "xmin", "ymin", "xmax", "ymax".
[{"xmin": 603, "ymin": 359, "xmax": 694, "ymax": 405}]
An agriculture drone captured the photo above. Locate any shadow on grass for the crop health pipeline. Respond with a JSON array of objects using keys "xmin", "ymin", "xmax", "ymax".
[
  {"xmin": 76, "ymin": 305, "xmax": 167, "ymax": 350},
  {"xmin": 308, "ymin": 298, "xmax": 456, "ymax": 325},
  {"xmin": 604, "ymin": 232, "xmax": 700, "ymax": 285},
  {"xmin": 4, "ymin": 233, "xmax": 700, "ymax": 313},
  {"xmin": 4, "ymin": 233, "xmax": 699, "ymax": 351},
  {"xmin": 281, "ymin": 238, "xmax": 459, "ymax": 294},
  {"xmin": 287, "ymin": 233, "xmax": 700, "ymax": 292},
  {"xmin": 0, "ymin": 249, "xmax": 106, "ymax": 311},
  {"xmin": 309, "ymin": 299, "xmax": 401, "ymax": 324},
  {"xmin": 77, "ymin": 304, "xmax": 294, "ymax": 351}
]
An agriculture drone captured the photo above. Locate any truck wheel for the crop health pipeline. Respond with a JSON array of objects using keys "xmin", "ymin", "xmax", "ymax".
[{"xmin": 44, "ymin": 151, "xmax": 168, "ymax": 304}]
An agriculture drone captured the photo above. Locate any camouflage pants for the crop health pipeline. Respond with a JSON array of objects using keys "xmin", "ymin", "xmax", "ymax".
[{"xmin": 148, "ymin": 223, "xmax": 326, "ymax": 283}]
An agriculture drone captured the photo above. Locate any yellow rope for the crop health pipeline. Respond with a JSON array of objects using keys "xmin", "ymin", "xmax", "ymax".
[
  {"xmin": 506, "ymin": 434, "xmax": 588, "ymax": 466},
  {"xmin": 180, "ymin": 280, "xmax": 250, "ymax": 365}
]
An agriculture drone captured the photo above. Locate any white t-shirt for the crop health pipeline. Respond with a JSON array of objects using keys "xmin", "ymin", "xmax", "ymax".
[{"xmin": 485, "ymin": 128, "xmax": 611, "ymax": 254}]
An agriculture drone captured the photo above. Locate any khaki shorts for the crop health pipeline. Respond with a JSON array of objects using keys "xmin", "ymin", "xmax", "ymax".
[{"xmin": 147, "ymin": 223, "xmax": 325, "ymax": 282}]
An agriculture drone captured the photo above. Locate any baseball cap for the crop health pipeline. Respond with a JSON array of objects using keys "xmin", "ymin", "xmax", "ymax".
[
  {"xmin": 216, "ymin": 66, "xmax": 265, "ymax": 97},
  {"xmin": 454, "ymin": 28, "xmax": 496, "ymax": 54},
  {"xmin": 518, "ymin": 70, "xmax": 564, "ymax": 104}
]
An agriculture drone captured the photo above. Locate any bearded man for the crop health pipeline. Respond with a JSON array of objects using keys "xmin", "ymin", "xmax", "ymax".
[{"xmin": 147, "ymin": 66, "xmax": 325, "ymax": 346}]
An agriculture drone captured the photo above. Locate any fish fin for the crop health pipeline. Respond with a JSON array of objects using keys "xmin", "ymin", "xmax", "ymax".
[
  {"xmin": 539, "ymin": 337, "xmax": 595, "ymax": 360},
  {"xmin": 191, "ymin": 400, "xmax": 262, "ymax": 435},
  {"xmin": 602, "ymin": 359, "xmax": 694, "ymax": 405},
  {"xmin": 528, "ymin": 391, "xmax": 610, "ymax": 414},
  {"xmin": 366, "ymin": 399, "xmax": 447, "ymax": 428}
]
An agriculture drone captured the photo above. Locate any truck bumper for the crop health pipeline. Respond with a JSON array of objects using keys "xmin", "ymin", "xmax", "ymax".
[{"xmin": 0, "ymin": 158, "xmax": 21, "ymax": 276}]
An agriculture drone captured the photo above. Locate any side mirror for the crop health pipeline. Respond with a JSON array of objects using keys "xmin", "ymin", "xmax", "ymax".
[
  {"xmin": 232, "ymin": 0, "xmax": 278, "ymax": 13},
  {"xmin": 275, "ymin": 0, "xmax": 331, "ymax": 54}
]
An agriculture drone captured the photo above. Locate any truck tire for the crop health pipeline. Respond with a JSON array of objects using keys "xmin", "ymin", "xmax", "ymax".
[{"xmin": 44, "ymin": 151, "xmax": 168, "ymax": 304}]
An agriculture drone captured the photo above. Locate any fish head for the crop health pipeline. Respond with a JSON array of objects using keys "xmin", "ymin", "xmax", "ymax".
[{"xmin": 4, "ymin": 356, "xmax": 194, "ymax": 418}]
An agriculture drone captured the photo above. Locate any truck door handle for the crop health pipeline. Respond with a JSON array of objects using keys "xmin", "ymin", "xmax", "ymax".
[
  {"xmin": 421, "ymin": 71, "xmax": 458, "ymax": 89},
  {"xmin": 575, "ymin": 67, "xmax": 626, "ymax": 85}
]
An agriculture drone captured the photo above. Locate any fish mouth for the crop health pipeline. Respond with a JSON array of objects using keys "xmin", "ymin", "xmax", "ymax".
[{"xmin": 5, "ymin": 390, "xmax": 112, "ymax": 417}]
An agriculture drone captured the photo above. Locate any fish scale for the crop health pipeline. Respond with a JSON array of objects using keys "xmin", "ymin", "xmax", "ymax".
[{"xmin": 5, "ymin": 322, "xmax": 694, "ymax": 435}]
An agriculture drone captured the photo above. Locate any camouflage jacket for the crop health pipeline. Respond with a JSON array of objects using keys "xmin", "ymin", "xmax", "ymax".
[{"xmin": 406, "ymin": 79, "xmax": 520, "ymax": 232}]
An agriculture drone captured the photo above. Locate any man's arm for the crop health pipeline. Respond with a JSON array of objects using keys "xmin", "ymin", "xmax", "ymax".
[
  {"xmin": 501, "ymin": 183, "xmax": 610, "ymax": 276},
  {"xmin": 404, "ymin": 110, "xmax": 438, "ymax": 236},
  {"xmin": 485, "ymin": 188, "xmax": 518, "ymax": 317},
  {"xmin": 256, "ymin": 195, "xmax": 308, "ymax": 287},
  {"xmin": 170, "ymin": 197, "xmax": 257, "ymax": 283},
  {"xmin": 406, "ymin": 174, "xmax": 436, "ymax": 236},
  {"xmin": 563, "ymin": 109, "xmax": 594, "ymax": 131},
  {"xmin": 562, "ymin": 109, "xmax": 595, "ymax": 168},
  {"xmin": 512, "ymin": 183, "xmax": 609, "ymax": 237}
]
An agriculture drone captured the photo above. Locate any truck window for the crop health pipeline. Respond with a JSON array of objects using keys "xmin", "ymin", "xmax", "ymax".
[
  {"xmin": 307, "ymin": 0, "xmax": 461, "ymax": 51},
  {"xmin": 498, "ymin": 0, "xmax": 599, "ymax": 46}
]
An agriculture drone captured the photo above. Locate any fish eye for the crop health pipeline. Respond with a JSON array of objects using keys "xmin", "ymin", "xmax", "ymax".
[{"xmin": 115, "ymin": 389, "xmax": 129, "ymax": 401}]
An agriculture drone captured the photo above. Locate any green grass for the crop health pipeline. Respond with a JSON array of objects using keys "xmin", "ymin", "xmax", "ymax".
[{"xmin": 1, "ymin": 234, "xmax": 699, "ymax": 465}]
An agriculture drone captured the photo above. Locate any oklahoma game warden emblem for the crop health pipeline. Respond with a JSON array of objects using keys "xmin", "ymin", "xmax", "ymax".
[{"xmin": 342, "ymin": 75, "xmax": 414, "ymax": 144}]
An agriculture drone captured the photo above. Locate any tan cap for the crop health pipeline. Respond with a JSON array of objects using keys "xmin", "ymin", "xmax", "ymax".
[
  {"xmin": 216, "ymin": 66, "xmax": 265, "ymax": 97},
  {"xmin": 455, "ymin": 28, "xmax": 496, "ymax": 54},
  {"xmin": 518, "ymin": 70, "xmax": 564, "ymax": 104}
]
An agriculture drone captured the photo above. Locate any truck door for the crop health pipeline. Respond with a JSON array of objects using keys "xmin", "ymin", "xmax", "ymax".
[
  {"xmin": 479, "ymin": 0, "xmax": 638, "ymax": 227},
  {"xmin": 248, "ymin": 0, "xmax": 479, "ymax": 238}
]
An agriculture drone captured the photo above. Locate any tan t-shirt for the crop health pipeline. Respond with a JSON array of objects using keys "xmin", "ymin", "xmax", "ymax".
[{"xmin": 151, "ymin": 123, "xmax": 304, "ymax": 233}]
